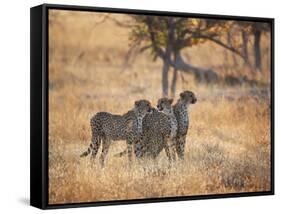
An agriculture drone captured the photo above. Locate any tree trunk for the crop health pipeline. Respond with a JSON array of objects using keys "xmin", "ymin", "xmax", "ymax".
[
  {"xmin": 254, "ymin": 29, "xmax": 262, "ymax": 71},
  {"xmin": 241, "ymin": 30, "xmax": 249, "ymax": 65},
  {"xmin": 161, "ymin": 18, "xmax": 175, "ymax": 97},
  {"xmin": 227, "ymin": 32, "xmax": 238, "ymax": 67},
  {"xmin": 162, "ymin": 59, "xmax": 170, "ymax": 97},
  {"xmin": 170, "ymin": 68, "xmax": 178, "ymax": 97}
]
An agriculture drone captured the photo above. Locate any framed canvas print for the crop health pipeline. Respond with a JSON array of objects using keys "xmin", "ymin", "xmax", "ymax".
[{"xmin": 30, "ymin": 4, "xmax": 274, "ymax": 209}]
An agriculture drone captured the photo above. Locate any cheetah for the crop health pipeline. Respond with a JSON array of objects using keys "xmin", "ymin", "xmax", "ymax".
[
  {"xmin": 172, "ymin": 90, "xmax": 197, "ymax": 160},
  {"xmin": 127, "ymin": 91, "xmax": 197, "ymax": 161},
  {"xmin": 80, "ymin": 99, "xmax": 152, "ymax": 167},
  {"xmin": 133, "ymin": 98, "xmax": 177, "ymax": 161}
]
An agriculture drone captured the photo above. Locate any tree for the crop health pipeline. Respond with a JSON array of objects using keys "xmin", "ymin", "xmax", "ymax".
[
  {"xmin": 120, "ymin": 15, "xmax": 271, "ymax": 96},
  {"xmin": 128, "ymin": 16, "xmax": 245, "ymax": 97},
  {"xmin": 235, "ymin": 21, "xmax": 271, "ymax": 71},
  {"xmin": 252, "ymin": 22, "xmax": 270, "ymax": 71}
]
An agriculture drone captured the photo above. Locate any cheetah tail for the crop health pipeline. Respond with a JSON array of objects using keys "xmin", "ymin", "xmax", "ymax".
[
  {"xmin": 113, "ymin": 149, "xmax": 128, "ymax": 158},
  {"xmin": 80, "ymin": 148, "xmax": 91, "ymax": 158}
]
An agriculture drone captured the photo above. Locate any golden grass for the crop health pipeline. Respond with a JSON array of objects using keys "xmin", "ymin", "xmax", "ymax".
[{"xmin": 48, "ymin": 10, "xmax": 271, "ymax": 204}]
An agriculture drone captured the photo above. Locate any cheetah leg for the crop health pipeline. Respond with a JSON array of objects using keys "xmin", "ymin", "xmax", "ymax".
[
  {"xmin": 90, "ymin": 136, "xmax": 101, "ymax": 161},
  {"xmin": 127, "ymin": 142, "xmax": 133, "ymax": 163},
  {"xmin": 164, "ymin": 139, "xmax": 172, "ymax": 162},
  {"xmin": 170, "ymin": 139, "xmax": 177, "ymax": 161},
  {"xmin": 175, "ymin": 135, "xmax": 186, "ymax": 160},
  {"xmin": 99, "ymin": 138, "xmax": 111, "ymax": 167},
  {"xmin": 134, "ymin": 135, "xmax": 146, "ymax": 159}
]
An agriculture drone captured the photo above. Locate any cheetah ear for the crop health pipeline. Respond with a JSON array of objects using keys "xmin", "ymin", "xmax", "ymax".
[
  {"xmin": 180, "ymin": 92, "xmax": 185, "ymax": 99},
  {"xmin": 168, "ymin": 98, "xmax": 173, "ymax": 104},
  {"xmin": 135, "ymin": 100, "xmax": 140, "ymax": 106}
]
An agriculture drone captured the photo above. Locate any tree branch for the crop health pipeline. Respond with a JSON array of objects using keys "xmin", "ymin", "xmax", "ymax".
[
  {"xmin": 179, "ymin": 28, "xmax": 244, "ymax": 58},
  {"xmin": 107, "ymin": 15, "xmax": 136, "ymax": 28},
  {"xmin": 145, "ymin": 17, "xmax": 166, "ymax": 59},
  {"xmin": 196, "ymin": 34, "xmax": 244, "ymax": 58}
]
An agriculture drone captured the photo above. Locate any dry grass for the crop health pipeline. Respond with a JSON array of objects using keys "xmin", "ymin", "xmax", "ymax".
[{"xmin": 48, "ymin": 10, "xmax": 271, "ymax": 204}]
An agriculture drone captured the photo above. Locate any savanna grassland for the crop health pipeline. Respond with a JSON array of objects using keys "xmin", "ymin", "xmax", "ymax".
[{"xmin": 48, "ymin": 10, "xmax": 272, "ymax": 204}]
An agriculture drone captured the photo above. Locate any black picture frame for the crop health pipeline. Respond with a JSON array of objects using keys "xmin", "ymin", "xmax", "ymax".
[{"xmin": 30, "ymin": 3, "xmax": 275, "ymax": 210}]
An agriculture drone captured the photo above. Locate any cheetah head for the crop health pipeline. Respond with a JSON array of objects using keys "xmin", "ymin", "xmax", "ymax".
[
  {"xmin": 180, "ymin": 90, "xmax": 197, "ymax": 104},
  {"xmin": 157, "ymin": 98, "xmax": 174, "ymax": 114},
  {"xmin": 134, "ymin": 99, "xmax": 153, "ymax": 116}
]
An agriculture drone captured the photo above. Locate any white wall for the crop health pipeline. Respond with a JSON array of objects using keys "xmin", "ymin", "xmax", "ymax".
[{"xmin": 0, "ymin": 0, "xmax": 279, "ymax": 213}]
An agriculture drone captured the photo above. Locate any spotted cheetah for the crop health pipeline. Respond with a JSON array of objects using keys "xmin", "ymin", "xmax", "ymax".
[
  {"xmin": 80, "ymin": 99, "xmax": 152, "ymax": 167},
  {"xmin": 129, "ymin": 91, "xmax": 197, "ymax": 161},
  {"xmin": 133, "ymin": 98, "xmax": 177, "ymax": 161},
  {"xmin": 172, "ymin": 90, "xmax": 197, "ymax": 160}
]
